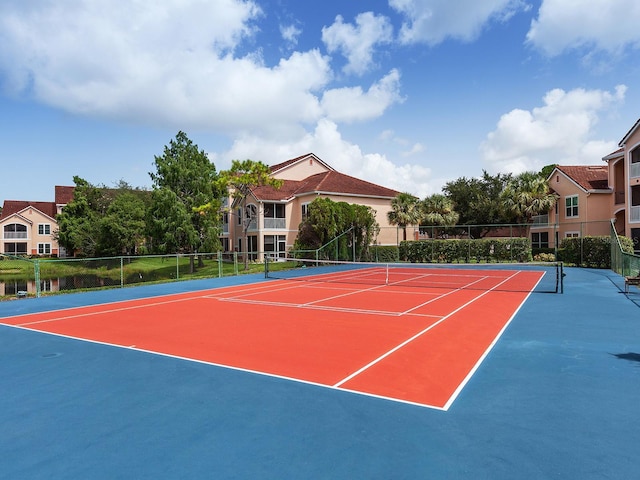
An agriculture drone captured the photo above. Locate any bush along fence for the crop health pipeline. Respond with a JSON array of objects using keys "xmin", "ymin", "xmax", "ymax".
[{"xmin": 399, "ymin": 238, "xmax": 532, "ymax": 264}]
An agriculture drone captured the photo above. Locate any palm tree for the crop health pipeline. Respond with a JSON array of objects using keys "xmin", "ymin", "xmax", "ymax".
[
  {"xmin": 500, "ymin": 172, "xmax": 557, "ymax": 236},
  {"xmin": 420, "ymin": 194, "xmax": 460, "ymax": 238},
  {"xmin": 387, "ymin": 192, "xmax": 420, "ymax": 241}
]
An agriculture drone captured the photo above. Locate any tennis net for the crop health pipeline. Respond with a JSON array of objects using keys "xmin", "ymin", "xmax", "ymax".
[{"xmin": 265, "ymin": 257, "xmax": 564, "ymax": 294}]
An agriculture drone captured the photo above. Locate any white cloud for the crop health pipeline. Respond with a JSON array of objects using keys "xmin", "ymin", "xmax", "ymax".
[
  {"xmin": 223, "ymin": 118, "xmax": 435, "ymax": 197},
  {"xmin": 480, "ymin": 85, "xmax": 626, "ymax": 174},
  {"xmin": 321, "ymin": 12, "xmax": 393, "ymax": 75},
  {"xmin": 389, "ymin": 0, "xmax": 529, "ymax": 45},
  {"xmin": 321, "ymin": 69, "xmax": 404, "ymax": 123},
  {"xmin": 0, "ymin": 0, "xmax": 336, "ymax": 137},
  {"xmin": 280, "ymin": 23, "xmax": 302, "ymax": 46},
  {"xmin": 527, "ymin": 0, "xmax": 640, "ymax": 57}
]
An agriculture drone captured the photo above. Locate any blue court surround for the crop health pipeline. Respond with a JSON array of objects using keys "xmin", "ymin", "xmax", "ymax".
[{"xmin": 1, "ymin": 268, "xmax": 639, "ymax": 479}]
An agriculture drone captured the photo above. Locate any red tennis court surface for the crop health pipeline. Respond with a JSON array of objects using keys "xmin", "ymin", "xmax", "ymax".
[{"xmin": 1, "ymin": 267, "xmax": 543, "ymax": 410}]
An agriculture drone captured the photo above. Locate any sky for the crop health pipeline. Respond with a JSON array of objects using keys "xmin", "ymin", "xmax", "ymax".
[{"xmin": 1, "ymin": 0, "xmax": 639, "ymax": 203}]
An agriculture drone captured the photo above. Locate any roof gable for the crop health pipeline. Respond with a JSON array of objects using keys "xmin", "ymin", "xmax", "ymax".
[
  {"xmin": 0, "ymin": 201, "xmax": 58, "ymax": 221},
  {"xmin": 251, "ymin": 170, "xmax": 399, "ymax": 202},
  {"xmin": 269, "ymin": 153, "xmax": 334, "ymax": 181},
  {"xmin": 552, "ymin": 165, "xmax": 610, "ymax": 192},
  {"xmin": 619, "ymin": 118, "xmax": 640, "ymax": 147}
]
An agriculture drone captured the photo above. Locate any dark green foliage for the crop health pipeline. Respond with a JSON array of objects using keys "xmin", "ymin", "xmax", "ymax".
[
  {"xmin": 558, "ymin": 236, "xmax": 612, "ymax": 268},
  {"xmin": 147, "ymin": 131, "xmax": 223, "ymax": 256},
  {"xmin": 293, "ymin": 197, "xmax": 379, "ymax": 260},
  {"xmin": 56, "ymin": 177, "xmax": 149, "ymax": 257},
  {"xmin": 399, "ymin": 238, "xmax": 532, "ymax": 263},
  {"xmin": 443, "ymin": 171, "xmax": 514, "ymax": 237}
]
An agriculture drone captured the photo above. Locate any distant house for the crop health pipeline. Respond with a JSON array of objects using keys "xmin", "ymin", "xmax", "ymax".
[
  {"xmin": 220, "ymin": 153, "xmax": 400, "ymax": 259},
  {"xmin": 603, "ymin": 117, "xmax": 640, "ymax": 251},
  {"xmin": 0, "ymin": 186, "xmax": 74, "ymax": 257}
]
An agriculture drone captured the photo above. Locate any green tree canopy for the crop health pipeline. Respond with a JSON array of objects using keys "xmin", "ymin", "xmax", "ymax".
[
  {"xmin": 56, "ymin": 176, "xmax": 149, "ymax": 257},
  {"xmin": 387, "ymin": 192, "xmax": 420, "ymax": 241},
  {"xmin": 500, "ymin": 171, "xmax": 557, "ymax": 235},
  {"xmin": 420, "ymin": 194, "xmax": 459, "ymax": 226},
  {"xmin": 443, "ymin": 171, "xmax": 513, "ymax": 237},
  {"xmin": 294, "ymin": 197, "xmax": 379, "ymax": 261},
  {"xmin": 147, "ymin": 131, "xmax": 223, "ymax": 262}
]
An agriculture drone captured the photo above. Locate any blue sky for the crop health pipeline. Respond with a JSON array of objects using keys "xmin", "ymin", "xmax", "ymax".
[{"xmin": 1, "ymin": 0, "xmax": 639, "ymax": 203}]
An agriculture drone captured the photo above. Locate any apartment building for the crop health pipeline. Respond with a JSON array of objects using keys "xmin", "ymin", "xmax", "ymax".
[{"xmin": 220, "ymin": 153, "xmax": 399, "ymax": 259}]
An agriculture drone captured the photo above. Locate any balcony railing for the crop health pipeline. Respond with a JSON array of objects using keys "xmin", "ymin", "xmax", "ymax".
[
  {"xmin": 531, "ymin": 214, "xmax": 549, "ymax": 226},
  {"xmin": 631, "ymin": 206, "xmax": 640, "ymax": 222},
  {"xmin": 631, "ymin": 162, "xmax": 640, "ymax": 179},
  {"xmin": 264, "ymin": 218, "xmax": 286, "ymax": 229},
  {"xmin": 3, "ymin": 232, "xmax": 28, "ymax": 239}
]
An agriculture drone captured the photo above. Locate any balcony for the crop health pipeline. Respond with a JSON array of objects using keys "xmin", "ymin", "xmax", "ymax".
[
  {"xmin": 531, "ymin": 214, "xmax": 549, "ymax": 226},
  {"xmin": 264, "ymin": 218, "xmax": 286, "ymax": 229},
  {"xmin": 631, "ymin": 206, "xmax": 640, "ymax": 222},
  {"xmin": 3, "ymin": 232, "xmax": 28, "ymax": 239},
  {"xmin": 631, "ymin": 162, "xmax": 640, "ymax": 179},
  {"xmin": 615, "ymin": 191, "xmax": 625, "ymax": 205}
]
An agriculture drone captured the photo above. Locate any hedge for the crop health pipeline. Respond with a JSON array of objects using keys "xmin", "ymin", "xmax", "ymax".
[{"xmin": 399, "ymin": 238, "xmax": 532, "ymax": 263}]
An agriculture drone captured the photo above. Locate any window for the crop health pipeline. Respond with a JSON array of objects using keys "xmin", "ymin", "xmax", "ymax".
[
  {"xmin": 38, "ymin": 224, "xmax": 51, "ymax": 235},
  {"xmin": 565, "ymin": 195, "xmax": 578, "ymax": 218},
  {"xmin": 38, "ymin": 243, "xmax": 51, "ymax": 255},
  {"xmin": 4, "ymin": 242, "xmax": 27, "ymax": 254},
  {"xmin": 632, "ymin": 147, "xmax": 640, "ymax": 178},
  {"xmin": 264, "ymin": 235, "xmax": 286, "ymax": 258},
  {"xmin": 301, "ymin": 203, "xmax": 310, "ymax": 219},
  {"xmin": 565, "ymin": 232, "xmax": 579, "ymax": 238},
  {"xmin": 531, "ymin": 232, "xmax": 549, "ymax": 248},
  {"xmin": 3, "ymin": 223, "xmax": 27, "ymax": 239},
  {"xmin": 263, "ymin": 203, "xmax": 285, "ymax": 229}
]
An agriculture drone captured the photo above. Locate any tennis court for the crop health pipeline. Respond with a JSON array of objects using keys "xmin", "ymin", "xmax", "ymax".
[{"xmin": 1, "ymin": 264, "xmax": 639, "ymax": 479}]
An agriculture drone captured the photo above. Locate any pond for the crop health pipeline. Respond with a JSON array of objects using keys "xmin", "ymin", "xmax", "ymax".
[{"xmin": 0, "ymin": 271, "xmax": 172, "ymax": 298}]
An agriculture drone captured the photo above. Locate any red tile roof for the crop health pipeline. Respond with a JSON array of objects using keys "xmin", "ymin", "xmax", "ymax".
[
  {"xmin": 556, "ymin": 165, "xmax": 609, "ymax": 191},
  {"xmin": 0, "ymin": 200, "xmax": 58, "ymax": 220},
  {"xmin": 55, "ymin": 186, "xmax": 75, "ymax": 204},
  {"xmin": 251, "ymin": 170, "xmax": 399, "ymax": 201}
]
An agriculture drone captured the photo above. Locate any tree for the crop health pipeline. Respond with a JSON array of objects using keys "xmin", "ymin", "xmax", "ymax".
[
  {"xmin": 500, "ymin": 171, "xmax": 557, "ymax": 236},
  {"xmin": 218, "ymin": 159, "xmax": 283, "ymax": 269},
  {"xmin": 55, "ymin": 177, "xmax": 103, "ymax": 257},
  {"xmin": 293, "ymin": 197, "xmax": 379, "ymax": 260},
  {"xmin": 56, "ymin": 177, "xmax": 150, "ymax": 257},
  {"xmin": 98, "ymin": 192, "xmax": 147, "ymax": 256},
  {"xmin": 443, "ymin": 171, "xmax": 513, "ymax": 237},
  {"xmin": 387, "ymin": 192, "xmax": 420, "ymax": 241},
  {"xmin": 419, "ymin": 194, "xmax": 459, "ymax": 238},
  {"xmin": 148, "ymin": 131, "xmax": 223, "ymax": 270}
]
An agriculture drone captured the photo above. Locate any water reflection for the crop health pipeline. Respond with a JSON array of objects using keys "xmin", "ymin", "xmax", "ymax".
[{"xmin": 0, "ymin": 272, "xmax": 168, "ymax": 297}]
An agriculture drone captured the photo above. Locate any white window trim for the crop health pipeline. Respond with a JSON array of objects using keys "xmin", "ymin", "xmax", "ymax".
[{"xmin": 565, "ymin": 195, "xmax": 579, "ymax": 218}]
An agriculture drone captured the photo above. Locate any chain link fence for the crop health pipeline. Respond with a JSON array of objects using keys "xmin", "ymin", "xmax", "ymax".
[{"xmin": 0, "ymin": 252, "xmax": 256, "ymax": 300}]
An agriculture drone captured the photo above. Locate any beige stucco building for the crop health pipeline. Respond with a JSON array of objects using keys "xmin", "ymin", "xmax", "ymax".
[
  {"xmin": 220, "ymin": 153, "xmax": 400, "ymax": 260},
  {"xmin": 603, "ymin": 118, "xmax": 640, "ymax": 251}
]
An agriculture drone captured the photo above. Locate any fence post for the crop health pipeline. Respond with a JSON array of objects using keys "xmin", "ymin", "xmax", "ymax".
[
  {"xmin": 120, "ymin": 257, "xmax": 124, "ymax": 287},
  {"xmin": 176, "ymin": 254, "xmax": 180, "ymax": 280},
  {"xmin": 34, "ymin": 259, "xmax": 41, "ymax": 298}
]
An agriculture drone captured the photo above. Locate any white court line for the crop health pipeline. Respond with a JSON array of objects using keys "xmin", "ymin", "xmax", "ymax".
[
  {"xmin": 332, "ymin": 271, "xmax": 522, "ymax": 389},
  {"xmin": 217, "ymin": 296, "xmax": 442, "ymax": 318},
  {"xmin": 2, "ymin": 322, "xmax": 449, "ymax": 411}
]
